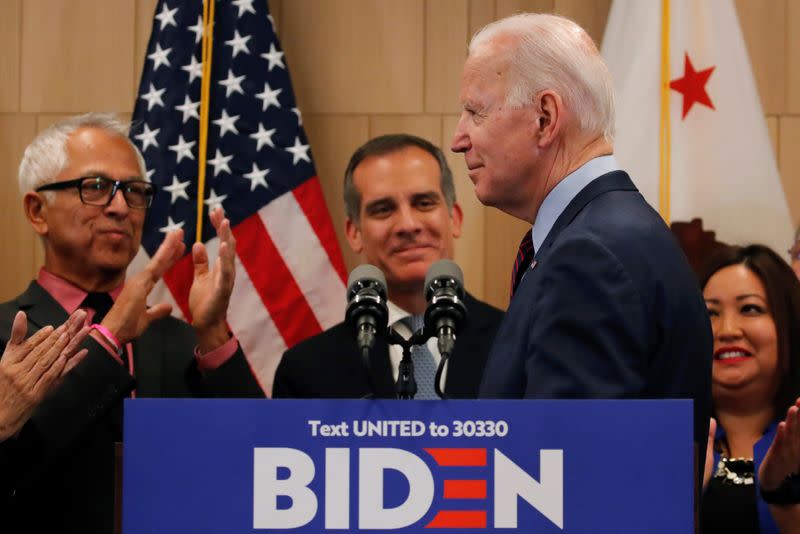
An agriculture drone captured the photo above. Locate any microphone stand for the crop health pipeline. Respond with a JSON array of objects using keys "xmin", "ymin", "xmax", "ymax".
[{"xmin": 386, "ymin": 326, "xmax": 431, "ymax": 400}]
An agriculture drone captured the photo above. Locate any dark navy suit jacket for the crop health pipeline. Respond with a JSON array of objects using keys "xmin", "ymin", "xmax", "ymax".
[
  {"xmin": 273, "ymin": 293, "xmax": 503, "ymax": 399},
  {"xmin": 479, "ymin": 171, "xmax": 712, "ymax": 476}
]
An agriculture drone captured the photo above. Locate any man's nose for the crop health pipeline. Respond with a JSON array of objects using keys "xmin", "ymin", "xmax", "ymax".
[
  {"xmin": 395, "ymin": 205, "xmax": 422, "ymax": 233},
  {"xmin": 104, "ymin": 188, "xmax": 129, "ymax": 215},
  {"xmin": 450, "ymin": 116, "xmax": 470, "ymax": 153}
]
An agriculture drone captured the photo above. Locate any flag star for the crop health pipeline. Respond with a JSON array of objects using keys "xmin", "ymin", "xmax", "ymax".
[
  {"xmin": 669, "ymin": 53, "xmax": 716, "ymax": 119},
  {"xmin": 212, "ymin": 109, "xmax": 240, "ymax": 138},
  {"xmin": 133, "ymin": 124, "xmax": 160, "ymax": 152},
  {"xmin": 146, "ymin": 169, "xmax": 155, "ymax": 181},
  {"xmin": 255, "ymin": 82, "xmax": 282, "ymax": 111},
  {"xmin": 232, "ymin": 0, "xmax": 256, "ymax": 17},
  {"xmin": 260, "ymin": 43, "xmax": 285, "ymax": 71},
  {"xmin": 163, "ymin": 176, "xmax": 191, "ymax": 203},
  {"xmin": 188, "ymin": 15, "xmax": 203, "ymax": 44},
  {"xmin": 243, "ymin": 163, "xmax": 270, "ymax": 191},
  {"xmin": 169, "ymin": 135, "xmax": 196, "ymax": 163},
  {"xmin": 267, "ymin": 14, "xmax": 275, "ymax": 29},
  {"xmin": 159, "ymin": 216, "xmax": 185, "ymax": 234},
  {"xmin": 208, "ymin": 149, "xmax": 233, "ymax": 177},
  {"xmin": 204, "ymin": 189, "xmax": 228, "ymax": 213},
  {"xmin": 291, "ymin": 107, "xmax": 303, "ymax": 126},
  {"xmin": 147, "ymin": 43, "xmax": 172, "ymax": 71},
  {"xmin": 140, "ymin": 83, "xmax": 165, "ymax": 111},
  {"xmin": 250, "ymin": 123, "xmax": 276, "ymax": 151},
  {"xmin": 225, "ymin": 30, "xmax": 251, "ymax": 57},
  {"xmin": 218, "ymin": 69, "xmax": 245, "ymax": 98},
  {"xmin": 285, "ymin": 137, "xmax": 311, "ymax": 165},
  {"xmin": 154, "ymin": 2, "xmax": 178, "ymax": 31},
  {"xmin": 175, "ymin": 95, "xmax": 200, "ymax": 123},
  {"xmin": 181, "ymin": 55, "xmax": 203, "ymax": 83}
]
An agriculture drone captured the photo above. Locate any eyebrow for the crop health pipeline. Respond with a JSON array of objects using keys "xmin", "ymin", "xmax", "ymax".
[{"xmin": 704, "ymin": 294, "xmax": 768, "ymax": 304}]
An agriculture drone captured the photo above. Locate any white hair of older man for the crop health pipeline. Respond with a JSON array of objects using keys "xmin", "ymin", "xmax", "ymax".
[
  {"xmin": 469, "ymin": 13, "xmax": 616, "ymax": 143},
  {"xmin": 17, "ymin": 112, "xmax": 148, "ymax": 201}
]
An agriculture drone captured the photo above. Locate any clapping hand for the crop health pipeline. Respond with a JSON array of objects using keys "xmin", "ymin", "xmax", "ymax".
[{"xmin": 0, "ymin": 310, "xmax": 89, "ymax": 440}]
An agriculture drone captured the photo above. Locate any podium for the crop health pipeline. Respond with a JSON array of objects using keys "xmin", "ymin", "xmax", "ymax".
[{"xmin": 123, "ymin": 399, "xmax": 693, "ymax": 533}]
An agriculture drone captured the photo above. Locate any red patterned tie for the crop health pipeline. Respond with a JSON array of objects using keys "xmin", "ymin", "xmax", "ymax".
[{"xmin": 510, "ymin": 229, "xmax": 534, "ymax": 298}]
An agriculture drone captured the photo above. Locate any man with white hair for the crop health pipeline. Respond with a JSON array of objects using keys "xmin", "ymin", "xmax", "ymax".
[
  {"xmin": 0, "ymin": 113, "xmax": 263, "ymax": 532},
  {"xmin": 451, "ymin": 13, "xmax": 712, "ymax": 477}
]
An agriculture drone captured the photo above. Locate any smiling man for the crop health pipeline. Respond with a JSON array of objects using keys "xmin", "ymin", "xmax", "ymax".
[
  {"xmin": 273, "ymin": 134, "xmax": 503, "ymax": 399},
  {"xmin": 450, "ymin": 13, "xmax": 712, "ymax": 486},
  {"xmin": 0, "ymin": 113, "xmax": 263, "ymax": 533}
]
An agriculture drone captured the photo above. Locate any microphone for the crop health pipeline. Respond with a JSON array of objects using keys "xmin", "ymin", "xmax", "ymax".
[
  {"xmin": 345, "ymin": 264, "xmax": 389, "ymax": 365},
  {"xmin": 423, "ymin": 259, "xmax": 467, "ymax": 360}
]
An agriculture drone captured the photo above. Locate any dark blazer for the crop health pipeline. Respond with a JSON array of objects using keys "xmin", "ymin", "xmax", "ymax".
[
  {"xmin": 273, "ymin": 293, "xmax": 503, "ymax": 399},
  {"xmin": 479, "ymin": 171, "xmax": 712, "ymax": 475},
  {"xmin": 0, "ymin": 281, "xmax": 264, "ymax": 534}
]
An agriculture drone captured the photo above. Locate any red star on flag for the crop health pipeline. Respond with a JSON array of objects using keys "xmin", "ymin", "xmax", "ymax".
[{"xmin": 669, "ymin": 53, "xmax": 716, "ymax": 119}]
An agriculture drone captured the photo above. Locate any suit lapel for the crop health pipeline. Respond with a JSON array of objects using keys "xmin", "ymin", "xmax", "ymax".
[
  {"xmin": 445, "ymin": 293, "xmax": 492, "ymax": 396},
  {"xmin": 17, "ymin": 281, "xmax": 70, "ymax": 333},
  {"xmin": 130, "ymin": 325, "xmax": 164, "ymax": 397},
  {"xmin": 367, "ymin": 337, "xmax": 396, "ymax": 398},
  {"xmin": 538, "ymin": 171, "xmax": 637, "ymax": 257}
]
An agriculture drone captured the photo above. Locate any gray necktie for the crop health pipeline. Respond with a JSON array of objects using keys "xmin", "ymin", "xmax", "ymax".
[{"xmin": 400, "ymin": 315, "xmax": 438, "ymax": 400}]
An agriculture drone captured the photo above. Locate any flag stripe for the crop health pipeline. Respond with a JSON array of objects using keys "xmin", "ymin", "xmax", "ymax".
[
  {"xmin": 233, "ymin": 211, "xmax": 323, "ymax": 348},
  {"xmin": 293, "ymin": 177, "xmax": 347, "ymax": 283},
  {"xmin": 259, "ymin": 191, "xmax": 346, "ymax": 331},
  {"xmin": 228, "ymin": 256, "xmax": 287, "ymax": 396}
]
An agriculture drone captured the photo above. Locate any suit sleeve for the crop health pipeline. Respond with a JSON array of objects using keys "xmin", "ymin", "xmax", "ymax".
[
  {"xmin": 271, "ymin": 350, "xmax": 300, "ymax": 398},
  {"xmin": 200, "ymin": 344, "xmax": 265, "ymax": 398},
  {"xmin": 524, "ymin": 236, "xmax": 649, "ymax": 398}
]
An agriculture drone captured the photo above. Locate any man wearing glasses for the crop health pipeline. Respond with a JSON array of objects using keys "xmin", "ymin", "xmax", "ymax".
[{"xmin": 0, "ymin": 113, "xmax": 263, "ymax": 533}]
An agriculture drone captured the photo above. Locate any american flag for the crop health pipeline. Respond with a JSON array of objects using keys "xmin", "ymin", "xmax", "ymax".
[{"xmin": 128, "ymin": 0, "xmax": 347, "ymax": 394}]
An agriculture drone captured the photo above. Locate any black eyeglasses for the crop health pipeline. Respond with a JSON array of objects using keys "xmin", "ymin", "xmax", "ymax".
[{"xmin": 35, "ymin": 176, "xmax": 157, "ymax": 209}]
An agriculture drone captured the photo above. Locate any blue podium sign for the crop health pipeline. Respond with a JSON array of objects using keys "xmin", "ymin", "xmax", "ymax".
[{"xmin": 123, "ymin": 399, "xmax": 692, "ymax": 533}]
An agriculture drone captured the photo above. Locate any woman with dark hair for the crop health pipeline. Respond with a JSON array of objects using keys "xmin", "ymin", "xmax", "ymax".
[{"xmin": 700, "ymin": 244, "xmax": 800, "ymax": 533}]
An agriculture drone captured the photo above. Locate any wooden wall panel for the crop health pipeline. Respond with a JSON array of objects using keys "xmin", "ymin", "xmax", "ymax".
[
  {"xmin": 0, "ymin": 1, "xmax": 21, "ymax": 112},
  {"xmin": 0, "ymin": 115, "xmax": 39, "ymax": 301},
  {"xmin": 442, "ymin": 115, "xmax": 486, "ymax": 299},
  {"xmin": 303, "ymin": 114, "xmax": 370, "ymax": 274},
  {"xmin": 425, "ymin": 0, "xmax": 469, "ymax": 113},
  {"xmin": 779, "ymin": 117, "xmax": 800, "ymax": 227},
  {"xmin": 767, "ymin": 116, "xmax": 779, "ymax": 161},
  {"xmin": 20, "ymin": 0, "xmax": 135, "ymax": 113},
  {"xmin": 554, "ymin": 0, "xmax": 611, "ymax": 45},
  {"xmin": 496, "ymin": 0, "xmax": 554, "ymax": 18},
  {"xmin": 135, "ymin": 0, "xmax": 159, "ymax": 97},
  {"xmin": 735, "ymin": 0, "xmax": 787, "ymax": 115},
  {"xmin": 281, "ymin": 0, "xmax": 424, "ymax": 114},
  {"xmin": 369, "ymin": 115, "xmax": 442, "ymax": 143},
  {"xmin": 484, "ymin": 208, "xmax": 530, "ymax": 310},
  {"xmin": 469, "ymin": 0, "xmax": 496, "ymax": 37},
  {"xmin": 789, "ymin": 0, "xmax": 800, "ymax": 113}
]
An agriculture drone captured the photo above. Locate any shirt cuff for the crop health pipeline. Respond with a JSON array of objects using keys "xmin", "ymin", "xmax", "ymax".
[
  {"xmin": 89, "ymin": 330, "xmax": 125, "ymax": 366},
  {"xmin": 195, "ymin": 335, "xmax": 239, "ymax": 371}
]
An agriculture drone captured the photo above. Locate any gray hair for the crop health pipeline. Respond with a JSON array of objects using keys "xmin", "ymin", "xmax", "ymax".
[
  {"xmin": 18, "ymin": 112, "xmax": 147, "ymax": 198},
  {"xmin": 469, "ymin": 13, "xmax": 616, "ymax": 142},
  {"xmin": 343, "ymin": 134, "xmax": 456, "ymax": 222}
]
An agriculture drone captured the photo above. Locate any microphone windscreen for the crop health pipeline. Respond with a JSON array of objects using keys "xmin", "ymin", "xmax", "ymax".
[
  {"xmin": 347, "ymin": 264, "xmax": 387, "ymax": 293},
  {"xmin": 424, "ymin": 259, "xmax": 464, "ymax": 290}
]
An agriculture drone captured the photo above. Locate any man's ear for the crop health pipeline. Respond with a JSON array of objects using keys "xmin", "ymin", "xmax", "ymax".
[
  {"xmin": 345, "ymin": 217, "xmax": 363, "ymax": 254},
  {"xmin": 23, "ymin": 192, "xmax": 49, "ymax": 236},
  {"xmin": 450, "ymin": 202, "xmax": 463, "ymax": 239},
  {"xmin": 535, "ymin": 90, "xmax": 563, "ymax": 147}
]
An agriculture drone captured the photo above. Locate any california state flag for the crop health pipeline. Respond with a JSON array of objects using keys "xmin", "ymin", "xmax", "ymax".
[{"xmin": 601, "ymin": 0, "xmax": 793, "ymax": 254}]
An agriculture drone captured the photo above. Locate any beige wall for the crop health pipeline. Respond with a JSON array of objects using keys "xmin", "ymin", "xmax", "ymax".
[{"xmin": 1, "ymin": 0, "xmax": 798, "ymax": 310}]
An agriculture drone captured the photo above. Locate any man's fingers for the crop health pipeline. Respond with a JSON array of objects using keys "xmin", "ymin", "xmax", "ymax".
[
  {"xmin": 64, "ymin": 309, "xmax": 88, "ymax": 337},
  {"xmin": 62, "ymin": 348, "xmax": 88, "ymax": 376},
  {"xmin": 217, "ymin": 242, "xmax": 236, "ymax": 288},
  {"xmin": 29, "ymin": 331, "xmax": 71, "ymax": 383},
  {"xmin": 32, "ymin": 352, "xmax": 67, "ymax": 399},
  {"xmin": 145, "ymin": 229, "xmax": 186, "ymax": 282},
  {"xmin": 192, "ymin": 242, "xmax": 209, "ymax": 277},
  {"xmin": 144, "ymin": 303, "xmax": 173, "ymax": 325},
  {"xmin": 9, "ymin": 311, "xmax": 28, "ymax": 345},
  {"xmin": 16, "ymin": 325, "xmax": 60, "ymax": 371},
  {"xmin": 62, "ymin": 326, "xmax": 91, "ymax": 360}
]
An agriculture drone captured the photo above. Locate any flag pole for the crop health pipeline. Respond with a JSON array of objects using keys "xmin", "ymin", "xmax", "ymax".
[
  {"xmin": 196, "ymin": 0, "xmax": 216, "ymax": 242},
  {"xmin": 658, "ymin": 0, "xmax": 672, "ymax": 224}
]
